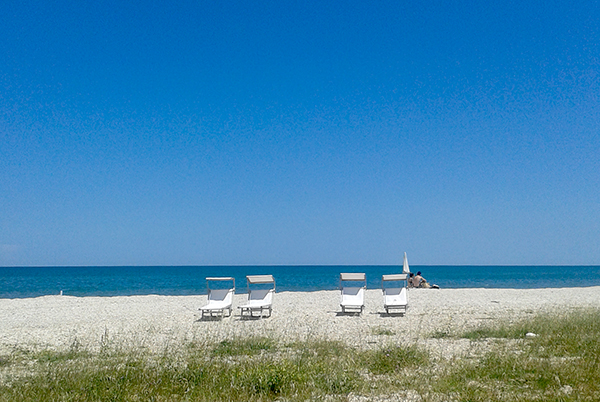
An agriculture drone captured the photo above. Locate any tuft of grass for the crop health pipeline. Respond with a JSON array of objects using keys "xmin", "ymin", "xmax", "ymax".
[
  {"xmin": 366, "ymin": 345, "xmax": 429, "ymax": 375},
  {"xmin": 460, "ymin": 326, "xmax": 524, "ymax": 340},
  {"xmin": 287, "ymin": 339, "xmax": 348, "ymax": 358},
  {"xmin": 31, "ymin": 349, "xmax": 91, "ymax": 363},
  {"xmin": 371, "ymin": 326, "xmax": 395, "ymax": 336},
  {"xmin": 430, "ymin": 329, "xmax": 451, "ymax": 338},
  {"xmin": 0, "ymin": 356, "xmax": 11, "ymax": 368},
  {"xmin": 212, "ymin": 336, "xmax": 276, "ymax": 356}
]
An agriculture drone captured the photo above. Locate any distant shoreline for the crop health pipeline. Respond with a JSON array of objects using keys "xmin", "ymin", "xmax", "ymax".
[{"xmin": 3, "ymin": 283, "xmax": 600, "ymax": 300}]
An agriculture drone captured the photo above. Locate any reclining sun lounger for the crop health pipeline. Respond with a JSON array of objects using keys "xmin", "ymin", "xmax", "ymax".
[
  {"xmin": 382, "ymin": 274, "xmax": 408, "ymax": 315},
  {"xmin": 340, "ymin": 273, "xmax": 366, "ymax": 314},
  {"xmin": 200, "ymin": 277, "xmax": 235, "ymax": 318},
  {"xmin": 238, "ymin": 275, "xmax": 275, "ymax": 318}
]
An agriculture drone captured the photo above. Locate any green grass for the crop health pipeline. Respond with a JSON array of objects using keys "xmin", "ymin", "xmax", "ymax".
[
  {"xmin": 1, "ymin": 309, "xmax": 599, "ymax": 401},
  {"xmin": 366, "ymin": 345, "xmax": 429, "ymax": 375},
  {"xmin": 0, "ymin": 340, "xmax": 365, "ymax": 402},
  {"xmin": 211, "ymin": 336, "xmax": 276, "ymax": 356},
  {"xmin": 370, "ymin": 326, "xmax": 396, "ymax": 336},
  {"xmin": 430, "ymin": 329, "xmax": 451, "ymax": 338},
  {"xmin": 434, "ymin": 309, "xmax": 600, "ymax": 401}
]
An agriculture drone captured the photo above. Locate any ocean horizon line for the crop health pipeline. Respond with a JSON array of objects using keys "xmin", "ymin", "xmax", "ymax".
[{"xmin": 2, "ymin": 264, "xmax": 599, "ymax": 268}]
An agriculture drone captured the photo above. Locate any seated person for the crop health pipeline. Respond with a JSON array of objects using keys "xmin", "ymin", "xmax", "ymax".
[
  {"xmin": 414, "ymin": 271, "xmax": 430, "ymax": 288},
  {"xmin": 408, "ymin": 272, "xmax": 416, "ymax": 288}
]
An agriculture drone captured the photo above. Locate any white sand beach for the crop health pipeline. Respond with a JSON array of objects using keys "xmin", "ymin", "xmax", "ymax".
[{"xmin": 1, "ymin": 287, "xmax": 599, "ymax": 356}]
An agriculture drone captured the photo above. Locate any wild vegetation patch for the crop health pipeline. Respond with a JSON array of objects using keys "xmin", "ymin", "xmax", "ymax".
[{"xmin": 1, "ymin": 309, "xmax": 599, "ymax": 401}]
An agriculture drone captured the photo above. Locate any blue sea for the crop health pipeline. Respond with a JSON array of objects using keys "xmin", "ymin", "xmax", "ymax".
[{"xmin": 1, "ymin": 265, "xmax": 600, "ymax": 299}]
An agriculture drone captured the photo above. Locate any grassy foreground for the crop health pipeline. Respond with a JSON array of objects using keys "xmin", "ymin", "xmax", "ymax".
[{"xmin": 0, "ymin": 309, "xmax": 599, "ymax": 401}]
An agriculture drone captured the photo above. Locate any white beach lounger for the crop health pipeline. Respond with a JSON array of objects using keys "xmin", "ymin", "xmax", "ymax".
[
  {"xmin": 382, "ymin": 274, "xmax": 408, "ymax": 315},
  {"xmin": 340, "ymin": 273, "xmax": 366, "ymax": 314},
  {"xmin": 200, "ymin": 277, "xmax": 235, "ymax": 319},
  {"xmin": 239, "ymin": 275, "xmax": 275, "ymax": 318}
]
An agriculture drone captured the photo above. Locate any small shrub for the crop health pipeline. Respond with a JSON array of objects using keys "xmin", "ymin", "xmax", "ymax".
[
  {"xmin": 366, "ymin": 345, "xmax": 429, "ymax": 375},
  {"xmin": 242, "ymin": 360, "xmax": 299, "ymax": 396},
  {"xmin": 32, "ymin": 349, "xmax": 90, "ymax": 363},
  {"xmin": 371, "ymin": 327, "xmax": 395, "ymax": 336},
  {"xmin": 431, "ymin": 330, "xmax": 451, "ymax": 339},
  {"xmin": 212, "ymin": 336, "xmax": 276, "ymax": 356},
  {"xmin": 314, "ymin": 366, "xmax": 360, "ymax": 394}
]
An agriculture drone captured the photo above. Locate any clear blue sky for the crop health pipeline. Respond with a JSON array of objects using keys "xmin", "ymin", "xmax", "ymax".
[{"xmin": 1, "ymin": 0, "xmax": 599, "ymax": 266}]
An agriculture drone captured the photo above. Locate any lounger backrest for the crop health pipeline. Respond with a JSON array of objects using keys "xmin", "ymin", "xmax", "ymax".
[
  {"xmin": 384, "ymin": 287, "xmax": 407, "ymax": 305},
  {"xmin": 249, "ymin": 288, "xmax": 273, "ymax": 303},
  {"xmin": 209, "ymin": 289, "xmax": 233, "ymax": 303},
  {"xmin": 341, "ymin": 287, "xmax": 364, "ymax": 304},
  {"xmin": 384, "ymin": 287, "xmax": 402, "ymax": 297},
  {"xmin": 342, "ymin": 286, "xmax": 363, "ymax": 297},
  {"xmin": 400, "ymin": 287, "xmax": 407, "ymax": 301},
  {"xmin": 382, "ymin": 274, "xmax": 408, "ymax": 292}
]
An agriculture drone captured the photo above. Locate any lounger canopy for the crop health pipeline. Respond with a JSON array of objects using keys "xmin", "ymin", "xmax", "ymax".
[
  {"xmin": 382, "ymin": 274, "xmax": 408, "ymax": 282},
  {"xmin": 340, "ymin": 272, "xmax": 366, "ymax": 282},
  {"xmin": 239, "ymin": 275, "xmax": 275, "ymax": 318},
  {"xmin": 246, "ymin": 274, "xmax": 276, "ymax": 285},
  {"xmin": 339, "ymin": 272, "xmax": 366, "ymax": 314},
  {"xmin": 205, "ymin": 276, "xmax": 235, "ymax": 282},
  {"xmin": 382, "ymin": 273, "xmax": 408, "ymax": 315},
  {"xmin": 200, "ymin": 277, "xmax": 236, "ymax": 318}
]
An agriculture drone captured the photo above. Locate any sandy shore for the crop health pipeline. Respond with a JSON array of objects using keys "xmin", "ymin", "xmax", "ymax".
[{"xmin": 1, "ymin": 287, "xmax": 599, "ymax": 356}]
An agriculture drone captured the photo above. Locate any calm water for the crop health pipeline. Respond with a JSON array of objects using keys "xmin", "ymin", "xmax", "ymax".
[{"xmin": 1, "ymin": 265, "xmax": 600, "ymax": 298}]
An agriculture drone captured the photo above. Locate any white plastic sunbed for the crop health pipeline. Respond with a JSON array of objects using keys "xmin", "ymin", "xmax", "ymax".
[
  {"xmin": 238, "ymin": 275, "xmax": 275, "ymax": 318},
  {"xmin": 340, "ymin": 273, "xmax": 366, "ymax": 314},
  {"xmin": 382, "ymin": 274, "xmax": 408, "ymax": 315},
  {"xmin": 200, "ymin": 277, "xmax": 235, "ymax": 319}
]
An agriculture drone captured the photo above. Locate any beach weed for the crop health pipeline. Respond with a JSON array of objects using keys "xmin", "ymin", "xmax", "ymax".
[
  {"xmin": 0, "ymin": 356, "xmax": 11, "ymax": 368},
  {"xmin": 371, "ymin": 326, "xmax": 395, "ymax": 336},
  {"xmin": 212, "ymin": 336, "xmax": 276, "ymax": 356},
  {"xmin": 314, "ymin": 364, "xmax": 361, "ymax": 394},
  {"xmin": 437, "ymin": 349, "xmax": 565, "ymax": 400},
  {"xmin": 31, "ymin": 349, "xmax": 90, "ymax": 363},
  {"xmin": 2, "ymin": 309, "xmax": 600, "ymax": 401},
  {"xmin": 0, "ymin": 338, "xmax": 366, "ymax": 401},
  {"xmin": 366, "ymin": 345, "xmax": 429, "ymax": 375},
  {"xmin": 430, "ymin": 329, "xmax": 451, "ymax": 338},
  {"xmin": 460, "ymin": 326, "xmax": 525, "ymax": 340},
  {"xmin": 288, "ymin": 339, "xmax": 349, "ymax": 358},
  {"xmin": 435, "ymin": 309, "xmax": 600, "ymax": 401},
  {"xmin": 242, "ymin": 359, "xmax": 299, "ymax": 396}
]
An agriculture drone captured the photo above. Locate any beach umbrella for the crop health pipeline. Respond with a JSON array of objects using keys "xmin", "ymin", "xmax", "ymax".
[{"xmin": 402, "ymin": 252, "xmax": 410, "ymax": 274}]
